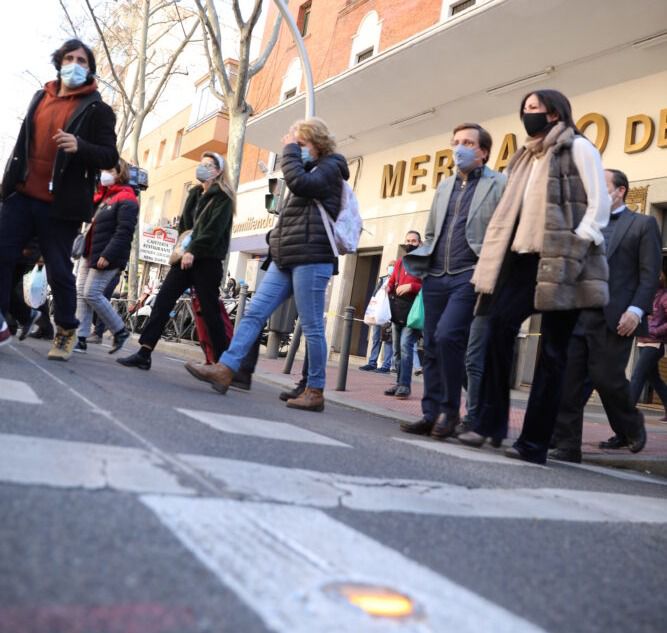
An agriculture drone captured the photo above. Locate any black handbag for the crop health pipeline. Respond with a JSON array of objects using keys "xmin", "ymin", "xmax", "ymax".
[
  {"xmin": 71, "ymin": 230, "xmax": 87, "ymax": 259},
  {"xmin": 388, "ymin": 293, "xmax": 415, "ymax": 327}
]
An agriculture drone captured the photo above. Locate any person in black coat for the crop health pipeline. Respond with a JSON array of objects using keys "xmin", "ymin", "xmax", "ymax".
[
  {"xmin": 549, "ymin": 169, "xmax": 662, "ymax": 462},
  {"xmin": 118, "ymin": 152, "xmax": 234, "ymax": 371},
  {"xmin": 0, "ymin": 39, "xmax": 118, "ymax": 361},
  {"xmin": 185, "ymin": 118, "xmax": 350, "ymax": 412},
  {"xmin": 74, "ymin": 158, "xmax": 138, "ymax": 355}
]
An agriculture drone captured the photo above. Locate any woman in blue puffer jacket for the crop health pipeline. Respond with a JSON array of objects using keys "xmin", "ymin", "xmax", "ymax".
[{"xmin": 74, "ymin": 158, "xmax": 138, "ymax": 354}]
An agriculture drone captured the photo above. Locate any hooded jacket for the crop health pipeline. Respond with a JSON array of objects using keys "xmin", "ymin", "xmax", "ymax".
[
  {"xmin": 85, "ymin": 184, "xmax": 139, "ymax": 270},
  {"xmin": 2, "ymin": 80, "xmax": 118, "ymax": 223},
  {"xmin": 269, "ymin": 142, "xmax": 350, "ymax": 269}
]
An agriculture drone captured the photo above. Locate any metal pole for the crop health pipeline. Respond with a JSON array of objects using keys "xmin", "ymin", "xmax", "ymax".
[
  {"xmin": 283, "ymin": 317, "xmax": 302, "ymax": 373},
  {"xmin": 272, "ymin": 0, "xmax": 315, "ymax": 118},
  {"xmin": 235, "ymin": 282, "xmax": 248, "ymax": 333},
  {"xmin": 336, "ymin": 306, "xmax": 355, "ymax": 391}
]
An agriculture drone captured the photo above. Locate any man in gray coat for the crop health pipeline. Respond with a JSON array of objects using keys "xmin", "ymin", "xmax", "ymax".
[
  {"xmin": 401, "ymin": 123, "xmax": 506, "ymax": 439},
  {"xmin": 549, "ymin": 168, "xmax": 662, "ymax": 462}
]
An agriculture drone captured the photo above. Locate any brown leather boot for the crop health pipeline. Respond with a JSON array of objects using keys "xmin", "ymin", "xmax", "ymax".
[
  {"xmin": 184, "ymin": 361, "xmax": 234, "ymax": 394},
  {"xmin": 285, "ymin": 387, "xmax": 325, "ymax": 412}
]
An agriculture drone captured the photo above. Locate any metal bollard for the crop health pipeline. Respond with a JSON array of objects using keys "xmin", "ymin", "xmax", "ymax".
[
  {"xmin": 283, "ymin": 318, "xmax": 302, "ymax": 373},
  {"xmin": 336, "ymin": 306, "xmax": 355, "ymax": 391},
  {"xmin": 235, "ymin": 283, "xmax": 248, "ymax": 333}
]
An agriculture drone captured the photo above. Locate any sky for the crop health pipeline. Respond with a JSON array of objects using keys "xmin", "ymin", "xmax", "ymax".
[
  {"xmin": 0, "ymin": 0, "xmax": 270, "ymax": 167},
  {"xmin": 0, "ymin": 1, "xmax": 64, "ymax": 166}
]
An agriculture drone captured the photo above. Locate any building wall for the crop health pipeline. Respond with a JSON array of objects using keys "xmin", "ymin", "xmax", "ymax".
[{"xmin": 240, "ymin": 0, "xmax": 443, "ymax": 186}]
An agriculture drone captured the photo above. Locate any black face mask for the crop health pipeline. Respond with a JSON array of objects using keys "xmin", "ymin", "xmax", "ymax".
[
  {"xmin": 404, "ymin": 243, "xmax": 418, "ymax": 253},
  {"xmin": 522, "ymin": 112, "xmax": 551, "ymax": 137}
]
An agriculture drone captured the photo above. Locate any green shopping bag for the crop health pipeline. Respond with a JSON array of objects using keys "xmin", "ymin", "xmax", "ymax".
[{"xmin": 406, "ymin": 289, "xmax": 424, "ymax": 330}]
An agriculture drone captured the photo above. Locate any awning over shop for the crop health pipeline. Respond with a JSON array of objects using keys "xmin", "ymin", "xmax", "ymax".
[{"xmin": 230, "ymin": 233, "xmax": 269, "ymax": 254}]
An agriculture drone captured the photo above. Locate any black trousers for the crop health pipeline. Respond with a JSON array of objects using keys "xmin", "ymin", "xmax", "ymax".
[
  {"xmin": 551, "ymin": 312, "xmax": 644, "ymax": 450},
  {"xmin": 0, "ymin": 193, "xmax": 80, "ymax": 329},
  {"xmin": 474, "ymin": 254, "xmax": 580, "ymax": 460},
  {"xmin": 140, "ymin": 258, "xmax": 227, "ymax": 359}
]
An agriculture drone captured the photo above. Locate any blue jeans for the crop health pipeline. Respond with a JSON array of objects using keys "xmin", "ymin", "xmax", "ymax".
[
  {"xmin": 221, "ymin": 262, "xmax": 333, "ymax": 389},
  {"xmin": 367, "ymin": 324, "xmax": 392, "ymax": 369},
  {"xmin": 630, "ymin": 345, "xmax": 667, "ymax": 413},
  {"xmin": 392, "ymin": 323, "xmax": 418, "ymax": 387}
]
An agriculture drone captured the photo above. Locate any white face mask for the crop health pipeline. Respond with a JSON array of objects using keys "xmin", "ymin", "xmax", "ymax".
[{"xmin": 100, "ymin": 171, "xmax": 115, "ymax": 186}]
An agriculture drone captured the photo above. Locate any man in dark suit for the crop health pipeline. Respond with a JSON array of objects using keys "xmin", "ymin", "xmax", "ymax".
[{"xmin": 549, "ymin": 169, "xmax": 662, "ymax": 462}]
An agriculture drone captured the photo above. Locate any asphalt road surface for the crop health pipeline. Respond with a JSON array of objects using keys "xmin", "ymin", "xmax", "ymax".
[{"xmin": 1, "ymin": 337, "xmax": 666, "ymax": 633}]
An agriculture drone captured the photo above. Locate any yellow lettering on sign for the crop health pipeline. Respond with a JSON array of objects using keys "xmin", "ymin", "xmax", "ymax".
[
  {"xmin": 381, "ymin": 161, "xmax": 406, "ymax": 198},
  {"xmin": 406, "ymin": 154, "xmax": 430, "ymax": 194},
  {"xmin": 658, "ymin": 108, "xmax": 667, "ymax": 149},
  {"xmin": 432, "ymin": 149, "xmax": 453, "ymax": 188},
  {"xmin": 625, "ymin": 114, "xmax": 655, "ymax": 154},
  {"xmin": 576, "ymin": 112, "xmax": 609, "ymax": 154},
  {"xmin": 493, "ymin": 134, "xmax": 517, "ymax": 172}
]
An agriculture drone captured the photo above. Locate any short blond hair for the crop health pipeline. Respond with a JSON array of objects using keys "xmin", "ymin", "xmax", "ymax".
[{"xmin": 293, "ymin": 117, "xmax": 337, "ymax": 156}]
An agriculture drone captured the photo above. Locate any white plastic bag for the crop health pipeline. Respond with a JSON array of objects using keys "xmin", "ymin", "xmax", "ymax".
[
  {"xmin": 23, "ymin": 264, "xmax": 49, "ymax": 309},
  {"xmin": 363, "ymin": 286, "xmax": 391, "ymax": 326}
]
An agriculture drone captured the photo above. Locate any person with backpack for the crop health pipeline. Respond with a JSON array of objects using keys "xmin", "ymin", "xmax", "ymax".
[
  {"xmin": 185, "ymin": 117, "xmax": 350, "ymax": 412},
  {"xmin": 117, "ymin": 152, "xmax": 234, "ymax": 371},
  {"xmin": 73, "ymin": 158, "xmax": 137, "ymax": 354}
]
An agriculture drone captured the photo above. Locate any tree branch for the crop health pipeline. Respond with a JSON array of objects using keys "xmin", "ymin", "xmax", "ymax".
[{"xmin": 249, "ymin": 12, "xmax": 282, "ymax": 78}]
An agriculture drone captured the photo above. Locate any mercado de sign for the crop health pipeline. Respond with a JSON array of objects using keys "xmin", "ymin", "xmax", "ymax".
[{"xmin": 381, "ymin": 108, "xmax": 667, "ymax": 198}]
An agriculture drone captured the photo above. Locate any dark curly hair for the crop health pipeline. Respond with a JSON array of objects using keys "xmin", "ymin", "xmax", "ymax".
[{"xmin": 51, "ymin": 39, "xmax": 96, "ymax": 81}]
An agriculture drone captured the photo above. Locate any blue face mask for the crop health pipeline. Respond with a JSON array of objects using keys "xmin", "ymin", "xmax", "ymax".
[
  {"xmin": 453, "ymin": 144, "xmax": 478, "ymax": 172},
  {"xmin": 60, "ymin": 63, "xmax": 88, "ymax": 88},
  {"xmin": 387, "ymin": 266, "xmax": 394, "ymax": 276},
  {"xmin": 301, "ymin": 147, "xmax": 314, "ymax": 164}
]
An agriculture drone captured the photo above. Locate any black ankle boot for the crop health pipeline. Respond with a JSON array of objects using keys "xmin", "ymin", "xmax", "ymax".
[
  {"xmin": 109, "ymin": 328, "xmax": 130, "ymax": 354},
  {"xmin": 117, "ymin": 349, "xmax": 151, "ymax": 370},
  {"xmin": 279, "ymin": 381, "xmax": 306, "ymax": 402}
]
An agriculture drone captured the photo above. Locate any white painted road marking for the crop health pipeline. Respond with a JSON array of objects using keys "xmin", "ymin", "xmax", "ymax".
[
  {"xmin": 0, "ymin": 432, "xmax": 665, "ymax": 523},
  {"xmin": 0, "ymin": 378, "xmax": 42, "ymax": 404},
  {"xmin": 142, "ymin": 496, "xmax": 548, "ymax": 633},
  {"xmin": 182, "ymin": 452, "xmax": 667, "ymax": 523},
  {"xmin": 0, "ymin": 433, "xmax": 195, "ymax": 495},
  {"xmin": 177, "ymin": 408, "xmax": 351, "ymax": 447},
  {"xmin": 394, "ymin": 437, "xmax": 543, "ymax": 467}
]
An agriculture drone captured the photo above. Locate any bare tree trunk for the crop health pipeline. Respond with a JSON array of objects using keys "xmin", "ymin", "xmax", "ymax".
[{"xmin": 226, "ymin": 107, "xmax": 251, "ymax": 191}]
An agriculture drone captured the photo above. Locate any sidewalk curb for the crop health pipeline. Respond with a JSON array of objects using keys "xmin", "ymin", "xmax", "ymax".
[{"xmin": 151, "ymin": 337, "xmax": 667, "ymax": 477}]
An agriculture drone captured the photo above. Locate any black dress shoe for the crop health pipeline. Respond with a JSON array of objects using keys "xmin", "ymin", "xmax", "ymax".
[
  {"xmin": 384, "ymin": 384, "xmax": 399, "ymax": 396},
  {"xmin": 598, "ymin": 435, "xmax": 628, "ymax": 450},
  {"xmin": 431, "ymin": 412, "xmax": 460, "ymax": 441},
  {"xmin": 279, "ymin": 382, "xmax": 306, "ymax": 402},
  {"xmin": 548, "ymin": 448, "xmax": 582, "ymax": 464},
  {"xmin": 504, "ymin": 446, "xmax": 546, "ymax": 465},
  {"xmin": 400, "ymin": 417, "xmax": 434, "ymax": 435},
  {"xmin": 627, "ymin": 425, "xmax": 647, "ymax": 454},
  {"xmin": 116, "ymin": 351, "xmax": 151, "ymax": 370}
]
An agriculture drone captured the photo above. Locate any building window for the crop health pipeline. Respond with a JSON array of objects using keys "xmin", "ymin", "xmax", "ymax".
[
  {"xmin": 189, "ymin": 77, "xmax": 221, "ymax": 127},
  {"xmin": 298, "ymin": 1, "xmax": 312, "ymax": 37},
  {"xmin": 156, "ymin": 139, "xmax": 166, "ymax": 168},
  {"xmin": 142, "ymin": 149, "xmax": 150, "ymax": 167},
  {"xmin": 280, "ymin": 58, "xmax": 302, "ymax": 102},
  {"xmin": 161, "ymin": 189, "xmax": 172, "ymax": 220},
  {"xmin": 450, "ymin": 0, "xmax": 476, "ymax": 16},
  {"xmin": 355, "ymin": 47, "xmax": 374, "ymax": 65},
  {"xmin": 172, "ymin": 129, "xmax": 183, "ymax": 159},
  {"xmin": 349, "ymin": 11, "xmax": 381, "ymax": 68},
  {"xmin": 181, "ymin": 181, "xmax": 192, "ymax": 208}
]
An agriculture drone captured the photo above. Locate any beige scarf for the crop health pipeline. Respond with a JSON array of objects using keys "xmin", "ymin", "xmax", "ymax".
[{"xmin": 472, "ymin": 122, "xmax": 569, "ymax": 295}]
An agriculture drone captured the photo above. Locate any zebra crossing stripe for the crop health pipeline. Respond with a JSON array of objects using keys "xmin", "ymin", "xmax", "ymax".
[
  {"xmin": 177, "ymin": 408, "xmax": 351, "ymax": 447},
  {"xmin": 141, "ymin": 496, "xmax": 548, "ymax": 633},
  {"xmin": 0, "ymin": 378, "xmax": 42, "ymax": 404}
]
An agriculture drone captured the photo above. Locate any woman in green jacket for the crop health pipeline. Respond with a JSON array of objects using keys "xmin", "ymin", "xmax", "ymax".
[{"xmin": 118, "ymin": 152, "xmax": 234, "ymax": 370}]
